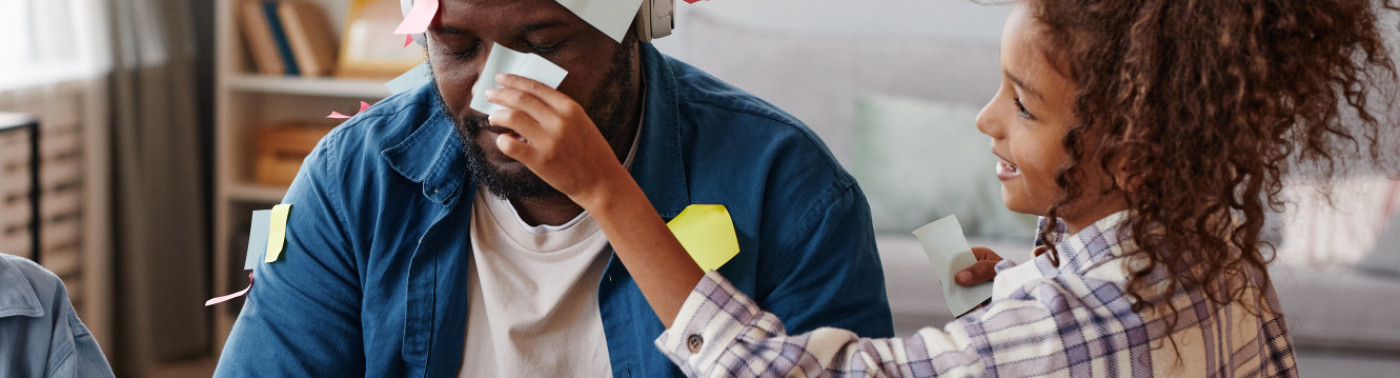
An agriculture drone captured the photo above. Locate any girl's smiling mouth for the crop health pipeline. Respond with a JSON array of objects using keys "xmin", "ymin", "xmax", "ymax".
[{"xmin": 992, "ymin": 149, "xmax": 1020, "ymax": 180}]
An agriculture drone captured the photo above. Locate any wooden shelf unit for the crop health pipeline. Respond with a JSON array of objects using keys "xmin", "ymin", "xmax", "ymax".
[{"xmin": 211, "ymin": 0, "xmax": 394, "ymax": 354}]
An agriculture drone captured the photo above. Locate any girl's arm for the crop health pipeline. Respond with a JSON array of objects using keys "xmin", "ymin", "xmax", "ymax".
[
  {"xmin": 657, "ymin": 271, "xmax": 996, "ymax": 377},
  {"xmin": 482, "ymin": 74, "xmax": 702, "ymax": 326}
]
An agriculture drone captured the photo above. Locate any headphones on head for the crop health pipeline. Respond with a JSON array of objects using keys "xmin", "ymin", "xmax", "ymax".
[{"xmin": 400, "ymin": 0, "xmax": 675, "ymax": 46}]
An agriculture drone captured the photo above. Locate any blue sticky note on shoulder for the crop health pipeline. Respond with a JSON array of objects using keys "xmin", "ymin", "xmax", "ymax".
[{"xmin": 245, "ymin": 210, "xmax": 272, "ymax": 270}]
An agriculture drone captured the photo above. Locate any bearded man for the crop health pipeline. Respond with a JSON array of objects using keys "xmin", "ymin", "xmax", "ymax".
[{"xmin": 215, "ymin": 1, "xmax": 892, "ymax": 376}]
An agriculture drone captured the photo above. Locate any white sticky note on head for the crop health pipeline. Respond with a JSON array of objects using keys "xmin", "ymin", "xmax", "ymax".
[
  {"xmin": 469, "ymin": 43, "xmax": 570, "ymax": 115},
  {"xmin": 912, "ymin": 215, "xmax": 994, "ymax": 316},
  {"xmin": 556, "ymin": 0, "xmax": 645, "ymax": 43}
]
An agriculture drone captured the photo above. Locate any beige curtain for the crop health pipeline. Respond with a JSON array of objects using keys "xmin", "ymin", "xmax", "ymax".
[{"xmin": 105, "ymin": 0, "xmax": 209, "ymax": 375}]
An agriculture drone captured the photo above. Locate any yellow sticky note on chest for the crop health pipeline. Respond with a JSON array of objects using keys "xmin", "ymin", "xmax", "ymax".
[
  {"xmin": 265, "ymin": 204, "xmax": 293, "ymax": 263},
  {"xmin": 666, "ymin": 205, "xmax": 739, "ymax": 271}
]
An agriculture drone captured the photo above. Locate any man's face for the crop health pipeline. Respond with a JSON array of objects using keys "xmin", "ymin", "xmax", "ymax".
[{"xmin": 428, "ymin": 0, "xmax": 641, "ymax": 200}]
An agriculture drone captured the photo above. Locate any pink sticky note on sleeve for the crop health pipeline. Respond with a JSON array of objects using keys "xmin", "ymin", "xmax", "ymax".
[
  {"xmin": 205, "ymin": 273, "xmax": 254, "ymax": 306},
  {"xmin": 394, "ymin": 0, "xmax": 439, "ymax": 35},
  {"xmin": 327, "ymin": 101, "xmax": 370, "ymax": 119}
]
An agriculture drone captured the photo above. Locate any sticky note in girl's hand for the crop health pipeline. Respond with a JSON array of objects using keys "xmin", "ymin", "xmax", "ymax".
[
  {"xmin": 912, "ymin": 215, "xmax": 993, "ymax": 316},
  {"xmin": 264, "ymin": 204, "xmax": 293, "ymax": 263},
  {"xmin": 667, "ymin": 205, "xmax": 739, "ymax": 271}
]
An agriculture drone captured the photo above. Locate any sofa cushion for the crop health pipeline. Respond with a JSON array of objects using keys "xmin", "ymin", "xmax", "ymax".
[
  {"xmin": 1271, "ymin": 264, "xmax": 1400, "ymax": 350},
  {"xmin": 1277, "ymin": 177, "xmax": 1400, "ymax": 268},
  {"xmin": 1357, "ymin": 210, "xmax": 1400, "ymax": 279},
  {"xmin": 851, "ymin": 93, "xmax": 1038, "ymax": 238},
  {"xmin": 668, "ymin": 10, "xmax": 1001, "ymax": 166}
]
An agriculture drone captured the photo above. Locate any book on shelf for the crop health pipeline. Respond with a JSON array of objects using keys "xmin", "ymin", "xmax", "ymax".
[
  {"xmin": 278, "ymin": 1, "xmax": 339, "ymax": 77},
  {"xmin": 262, "ymin": 0, "xmax": 300, "ymax": 76},
  {"xmin": 255, "ymin": 122, "xmax": 336, "ymax": 186},
  {"xmin": 238, "ymin": 0, "xmax": 340, "ymax": 78},
  {"xmin": 238, "ymin": 0, "xmax": 284, "ymax": 75}
]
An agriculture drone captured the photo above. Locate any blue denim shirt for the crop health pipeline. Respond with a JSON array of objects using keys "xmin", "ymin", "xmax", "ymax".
[
  {"xmin": 215, "ymin": 44, "xmax": 892, "ymax": 377},
  {"xmin": 0, "ymin": 254, "xmax": 114, "ymax": 378}
]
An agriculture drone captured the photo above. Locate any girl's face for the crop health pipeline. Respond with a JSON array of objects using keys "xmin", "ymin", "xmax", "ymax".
[{"xmin": 976, "ymin": 4, "xmax": 1078, "ymax": 219}]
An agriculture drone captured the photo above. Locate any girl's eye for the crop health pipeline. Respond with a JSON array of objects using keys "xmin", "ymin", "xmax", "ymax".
[{"xmin": 1014, "ymin": 98, "xmax": 1035, "ymax": 119}]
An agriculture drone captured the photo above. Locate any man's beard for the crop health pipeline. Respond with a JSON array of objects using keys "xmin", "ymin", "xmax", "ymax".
[{"xmin": 432, "ymin": 41, "xmax": 639, "ymax": 201}]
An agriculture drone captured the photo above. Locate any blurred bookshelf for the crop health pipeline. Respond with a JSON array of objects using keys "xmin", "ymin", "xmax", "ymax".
[
  {"xmin": 212, "ymin": 0, "xmax": 402, "ymax": 355},
  {"xmin": 226, "ymin": 73, "xmax": 388, "ymax": 98}
]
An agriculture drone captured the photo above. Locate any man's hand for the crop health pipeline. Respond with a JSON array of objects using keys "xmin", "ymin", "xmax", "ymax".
[
  {"xmin": 483, "ymin": 73, "xmax": 631, "ymax": 208},
  {"xmin": 955, "ymin": 247, "xmax": 1003, "ymax": 287}
]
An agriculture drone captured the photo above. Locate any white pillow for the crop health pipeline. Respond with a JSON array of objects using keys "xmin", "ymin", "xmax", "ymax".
[
  {"xmin": 850, "ymin": 93, "xmax": 1038, "ymax": 239},
  {"xmin": 1277, "ymin": 177, "xmax": 1400, "ymax": 268},
  {"xmin": 1358, "ymin": 211, "xmax": 1400, "ymax": 279}
]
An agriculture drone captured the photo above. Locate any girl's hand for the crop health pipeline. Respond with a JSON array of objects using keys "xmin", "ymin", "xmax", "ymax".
[
  {"xmin": 482, "ymin": 73, "xmax": 631, "ymax": 209},
  {"xmin": 955, "ymin": 247, "xmax": 1003, "ymax": 286}
]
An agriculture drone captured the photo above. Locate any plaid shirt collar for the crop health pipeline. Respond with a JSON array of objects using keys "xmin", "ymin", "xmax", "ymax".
[{"xmin": 1035, "ymin": 211, "xmax": 1136, "ymax": 277}]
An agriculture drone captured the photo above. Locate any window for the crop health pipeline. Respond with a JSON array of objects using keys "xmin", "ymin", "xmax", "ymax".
[{"xmin": 0, "ymin": 0, "xmax": 104, "ymax": 90}]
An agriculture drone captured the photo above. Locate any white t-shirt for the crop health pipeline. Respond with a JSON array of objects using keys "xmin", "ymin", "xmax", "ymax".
[
  {"xmin": 459, "ymin": 105, "xmax": 644, "ymax": 376},
  {"xmin": 460, "ymin": 188, "xmax": 614, "ymax": 377}
]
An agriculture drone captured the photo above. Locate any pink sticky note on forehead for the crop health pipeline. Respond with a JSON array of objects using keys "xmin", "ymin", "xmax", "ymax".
[{"xmin": 395, "ymin": 0, "xmax": 439, "ymax": 35}]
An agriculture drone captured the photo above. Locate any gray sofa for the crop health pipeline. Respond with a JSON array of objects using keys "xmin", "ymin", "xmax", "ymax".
[{"xmin": 663, "ymin": 9, "xmax": 1400, "ymax": 360}]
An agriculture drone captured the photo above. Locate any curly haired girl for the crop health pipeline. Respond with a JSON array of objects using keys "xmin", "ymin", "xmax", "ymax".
[{"xmin": 481, "ymin": 0, "xmax": 1399, "ymax": 376}]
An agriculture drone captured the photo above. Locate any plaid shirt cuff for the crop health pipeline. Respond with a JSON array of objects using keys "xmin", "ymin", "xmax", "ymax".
[{"xmin": 655, "ymin": 271, "xmax": 783, "ymax": 375}]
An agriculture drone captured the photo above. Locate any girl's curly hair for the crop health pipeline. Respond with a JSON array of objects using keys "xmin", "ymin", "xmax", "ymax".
[{"xmin": 1025, "ymin": 0, "xmax": 1399, "ymax": 334}]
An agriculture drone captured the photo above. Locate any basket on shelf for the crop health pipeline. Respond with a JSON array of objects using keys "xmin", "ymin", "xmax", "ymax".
[{"xmin": 254, "ymin": 122, "xmax": 335, "ymax": 187}]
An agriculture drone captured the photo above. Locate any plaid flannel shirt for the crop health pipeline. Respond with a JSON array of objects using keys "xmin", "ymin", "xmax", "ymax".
[{"xmin": 656, "ymin": 212, "xmax": 1298, "ymax": 377}]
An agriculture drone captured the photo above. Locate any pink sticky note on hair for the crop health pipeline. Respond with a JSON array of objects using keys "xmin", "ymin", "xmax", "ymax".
[
  {"xmin": 395, "ymin": 0, "xmax": 439, "ymax": 35},
  {"xmin": 404, "ymin": 34, "xmax": 415, "ymax": 47}
]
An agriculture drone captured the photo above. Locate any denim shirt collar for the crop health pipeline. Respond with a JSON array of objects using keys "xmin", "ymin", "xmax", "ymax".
[
  {"xmin": 0, "ymin": 255, "xmax": 43, "ymax": 319},
  {"xmin": 380, "ymin": 90, "xmax": 469, "ymax": 206},
  {"xmin": 377, "ymin": 43, "xmax": 691, "ymax": 215},
  {"xmin": 627, "ymin": 43, "xmax": 691, "ymax": 219}
]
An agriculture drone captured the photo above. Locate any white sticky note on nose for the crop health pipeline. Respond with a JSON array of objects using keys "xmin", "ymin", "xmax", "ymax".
[
  {"xmin": 557, "ymin": 0, "xmax": 645, "ymax": 43},
  {"xmin": 912, "ymin": 215, "xmax": 994, "ymax": 316},
  {"xmin": 469, "ymin": 43, "xmax": 570, "ymax": 116}
]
